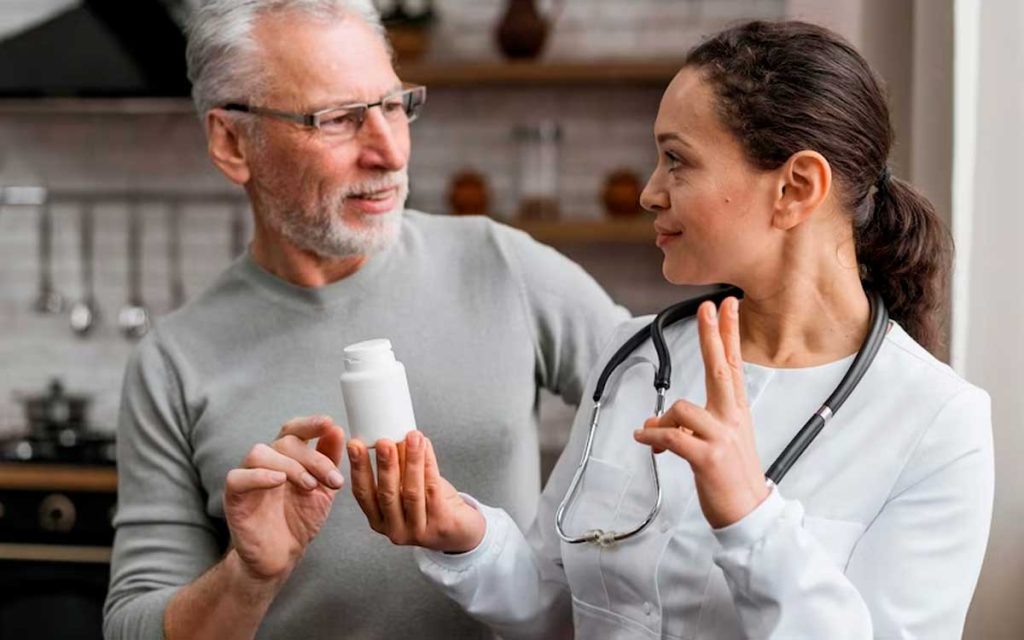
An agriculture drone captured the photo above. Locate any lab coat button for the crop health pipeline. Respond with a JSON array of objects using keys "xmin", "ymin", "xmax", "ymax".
[{"xmin": 643, "ymin": 601, "xmax": 653, "ymax": 616}]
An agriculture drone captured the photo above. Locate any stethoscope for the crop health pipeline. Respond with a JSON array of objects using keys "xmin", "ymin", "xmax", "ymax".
[{"xmin": 555, "ymin": 286, "xmax": 889, "ymax": 547}]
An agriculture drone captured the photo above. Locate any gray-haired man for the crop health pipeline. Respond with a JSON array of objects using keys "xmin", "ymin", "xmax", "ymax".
[{"xmin": 102, "ymin": 1, "xmax": 627, "ymax": 639}]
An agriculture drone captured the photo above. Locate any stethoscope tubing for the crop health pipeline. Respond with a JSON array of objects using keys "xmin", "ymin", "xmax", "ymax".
[{"xmin": 556, "ymin": 287, "xmax": 888, "ymax": 546}]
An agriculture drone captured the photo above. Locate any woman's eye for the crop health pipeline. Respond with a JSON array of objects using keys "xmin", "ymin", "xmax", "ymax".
[{"xmin": 664, "ymin": 151, "xmax": 683, "ymax": 171}]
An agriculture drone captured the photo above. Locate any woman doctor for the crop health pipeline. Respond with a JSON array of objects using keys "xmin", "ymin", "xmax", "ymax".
[{"xmin": 348, "ymin": 20, "xmax": 993, "ymax": 639}]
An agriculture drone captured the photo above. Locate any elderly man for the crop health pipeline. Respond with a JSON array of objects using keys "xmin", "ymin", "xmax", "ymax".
[{"xmin": 102, "ymin": 1, "xmax": 626, "ymax": 639}]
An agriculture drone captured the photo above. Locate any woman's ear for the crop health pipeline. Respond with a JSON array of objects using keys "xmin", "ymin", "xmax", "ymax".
[
  {"xmin": 206, "ymin": 110, "xmax": 253, "ymax": 186},
  {"xmin": 772, "ymin": 150, "xmax": 831, "ymax": 230}
]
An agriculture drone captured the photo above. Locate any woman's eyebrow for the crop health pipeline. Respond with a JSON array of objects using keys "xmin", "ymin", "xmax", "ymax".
[{"xmin": 656, "ymin": 132, "xmax": 694, "ymax": 148}]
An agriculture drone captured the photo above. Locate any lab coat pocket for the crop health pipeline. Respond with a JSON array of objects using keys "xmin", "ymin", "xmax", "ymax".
[
  {"xmin": 560, "ymin": 457, "xmax": 634, "ymax": 609},
  {"xmin": 801, "ymin": 515, "xmax": 865, "ymax": 571}
]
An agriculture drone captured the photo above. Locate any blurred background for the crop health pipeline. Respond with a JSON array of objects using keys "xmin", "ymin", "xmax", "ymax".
[{"xmin": 0, "ymin": 0, "xmax": 1019, "ymax": 638}]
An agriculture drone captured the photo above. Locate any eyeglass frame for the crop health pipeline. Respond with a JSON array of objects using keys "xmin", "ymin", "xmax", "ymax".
[{"xmin": 221, "ymin": 83, "xmax": 427, "ymax": 131}]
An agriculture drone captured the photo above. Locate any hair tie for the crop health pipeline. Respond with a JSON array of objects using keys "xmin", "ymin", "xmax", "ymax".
[{"xmin": 876, "ymin": 166, "xmax": 892, "ymax": 190}]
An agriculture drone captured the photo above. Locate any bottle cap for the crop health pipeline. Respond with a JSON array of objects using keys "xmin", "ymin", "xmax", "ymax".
[{"xmin": 343, "ymin": 339, "xmax": 397, "ymax": 372}]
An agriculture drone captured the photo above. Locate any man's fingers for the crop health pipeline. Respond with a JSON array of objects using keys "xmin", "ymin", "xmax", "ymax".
[
  {"xmin": 225, "ymin": 467, "xmax": 287, "ymax": 496},
  {"xmin": 375, "ymin": 439, "xmax": 407, "ymax": 539},
  {"xmin": 315, "ymin": 424, "xmax": 347, "ymax": 466},
  {"xmin": 347, "ymin": 439, "xmax": 384, "ymax": 532},
  {"xmin": 401, "ymin": 432, "xmax": 428, "ymax": 535},
  {"xmin": 719, "ymin": 297, "xmax": 748, "ymax": 408},
  {"xmin": 243, "ymin": 443, "xmax": 320, "ymax": 490},
  {"xmin": 273, "ymin": 435, "xmax": 344, "ymax": 489},
  {"xmin": 277, "ymin": 415, "xmax": 335, "ymax": 441},
  {"xmin": 698, "ymin": 301, "xmax": 736, "ymax": 413}
]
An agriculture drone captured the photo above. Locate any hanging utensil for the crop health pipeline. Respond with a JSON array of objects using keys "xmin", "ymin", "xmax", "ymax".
[
  {"xmin": 117, "ymin": 200, "xmax": 150, "ymax": 339},
  {"xmin": 33, "ymin": 199, "xmax": 65, "ymax": 314},
  {"xmin": 168, "ymin": 201, "xmax": 185, "ymax": 309},
  {"xmin": 69, "ymin": 202, "xmax": 100, "ymax": 336}
]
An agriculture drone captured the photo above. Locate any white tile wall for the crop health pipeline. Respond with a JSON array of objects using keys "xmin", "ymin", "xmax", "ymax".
[
  {"xmin": 0, "ymin": 0, "xmax": 783, "ymax": 443},
  {"xmin": 0, "ymin": 0, "xmax": 78, "ymax": 39}
]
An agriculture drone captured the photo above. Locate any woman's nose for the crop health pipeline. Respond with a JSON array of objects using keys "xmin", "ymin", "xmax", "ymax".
[{"xmin": 640, "ymin": 177, "xmax": 669, "ymax": 212}]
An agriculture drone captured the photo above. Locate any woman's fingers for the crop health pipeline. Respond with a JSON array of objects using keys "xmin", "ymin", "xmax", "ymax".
[
  {"xmin": 273, "ymin": 435, "xmax": 344, "ymax": 489},
  {"xmin": 634, "ymin": 421, "xmax": 707, "ymax": 462},
  {"xmin": 656, "ymin": 399, "xmax": 718, "ymax": 439},
  {"xmin": 401, "ymin": 432, "xmax": 428, "ymax": 536},
  {"xmin": 423, "ymin": 437, "xmax": 446, "ymax": 515},
  {"xmin": 719, "ymin": 297, "xmax": 748, "ymax": 409},
  {"xmin": 698, "ymin": 300, "xmax": 736, "ymax": 414},
  {"xmin": 348, "ymin": 439, "xmax": 384, "ymax": 532},
  {"xmin": 242, "ymin": 443, "xmax": 320, "ymax": 491},
  {"xmin": 374, "ymin": 439, "xmax": 408, "ymax": 540}
]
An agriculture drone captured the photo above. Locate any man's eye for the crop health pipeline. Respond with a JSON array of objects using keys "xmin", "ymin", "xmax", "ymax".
[
  {"xmin": 322, "ymin": 112, "xmax": 360, "ymax": 129},
  {"xmin": 382, "ymin": 98, "xmax": 406, "ymax": 115}
]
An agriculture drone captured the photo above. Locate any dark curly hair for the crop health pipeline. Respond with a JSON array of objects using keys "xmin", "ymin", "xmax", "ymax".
[{"xmin": 685, "ymin": 20, "xmax": 952, "ymax": 354}]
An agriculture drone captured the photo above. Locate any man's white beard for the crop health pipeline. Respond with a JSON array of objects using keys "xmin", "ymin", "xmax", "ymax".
[{"xmin": 259, "ymin": 169, "xmax": 409, "ymax": 259}]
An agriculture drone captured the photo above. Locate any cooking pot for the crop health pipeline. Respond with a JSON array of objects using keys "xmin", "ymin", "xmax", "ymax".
[{"xmin": 14, "ymin": 378, "xmax": 92, "ymax": 432}]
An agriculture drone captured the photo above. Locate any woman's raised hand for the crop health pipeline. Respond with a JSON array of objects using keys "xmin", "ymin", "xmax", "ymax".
[
  {"xmin": 349, "ymin": 431, "xmax": 486, "ymax": 553},
  {"xmin": 633, "ymin": 297, "xmax": 770, "ymax": 529}
]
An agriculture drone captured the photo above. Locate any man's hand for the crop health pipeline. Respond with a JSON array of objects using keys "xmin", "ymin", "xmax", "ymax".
[
  {"xmin": 224, "ymin": 415, "xmax": 346, "ymax": 583},
  {"xmin": 349, "ymin": 431, "xmax": 485, "ymax": 554}
]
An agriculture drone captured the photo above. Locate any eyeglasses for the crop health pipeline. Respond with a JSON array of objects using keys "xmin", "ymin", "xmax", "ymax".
[{"xmin": 222, "ymin": 84, "xmax": 426, "ymax": 141}]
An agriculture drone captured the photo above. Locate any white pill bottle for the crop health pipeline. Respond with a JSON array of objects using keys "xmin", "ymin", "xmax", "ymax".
[{"xmin": 339, "ymin": 338, "xmax": 417, "ymax": 447}]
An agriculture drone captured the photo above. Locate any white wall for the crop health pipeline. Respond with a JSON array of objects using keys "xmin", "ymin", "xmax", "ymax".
[
  {"xmin": 0, "ymin": 0, "xmax": 77, "ymax": 39},
  {"xmin": 959, "ymin": 0, "xmax": 1024, "ymax": 636}
]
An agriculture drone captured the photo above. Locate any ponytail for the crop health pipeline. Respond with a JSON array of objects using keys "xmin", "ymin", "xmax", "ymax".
[{"xmin": 856, "ymin": 174, "xmax": 953, "ymax": 354}]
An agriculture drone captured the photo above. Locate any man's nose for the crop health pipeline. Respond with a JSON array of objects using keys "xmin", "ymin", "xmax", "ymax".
[{"xmin": 356, "ymin": 108, "xmax": 407, "ymax": 172}]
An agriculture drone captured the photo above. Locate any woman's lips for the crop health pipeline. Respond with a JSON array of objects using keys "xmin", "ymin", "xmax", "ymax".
[
  {"xmin": 654, "ymin": 227, "xmax": 683, "ymax": 248},
  {"xmin": 347, "ymin": 187, "xmax": 399, "ymax": 214}
]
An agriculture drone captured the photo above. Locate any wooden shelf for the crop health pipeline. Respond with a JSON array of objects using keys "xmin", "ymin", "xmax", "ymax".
[
  {"xmin": 509, "ymin": 218, "xmax": 654, "ymax": 244},
  {"xmin": 398, "ymin": 59, "xmax": 682, "ymax": 87},
  {"xmin": 0, "ymin": 61, "xmax": 680, "ymax": 115},
  {"xmin": 0, "ymin": 97, "xmax": 193, "ymax": 115},
  {"xmin": 0, "ymin": 463, "xmax": 117, "ymax": 492}
]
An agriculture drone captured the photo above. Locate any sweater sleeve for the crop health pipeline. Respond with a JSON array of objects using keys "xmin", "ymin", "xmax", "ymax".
[
  {"xmin": 103, "ymin": 333, "xmax": 223, "ymax": 640},
  {"xmin": 712, "ymin": 386, "xmax": 994, "ymax": 639},
  {"xmin": 496, "ymin": 224, "xmax": 629, "ymax": 406}
]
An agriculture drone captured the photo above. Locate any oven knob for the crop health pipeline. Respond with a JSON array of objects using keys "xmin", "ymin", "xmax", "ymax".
[{"xmin": 39, "ymin": 493, "xmax": 76, "ymax": 532}]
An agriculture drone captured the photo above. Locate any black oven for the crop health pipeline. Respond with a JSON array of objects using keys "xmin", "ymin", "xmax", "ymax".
[{"xmin": 0, "ymin": 464, "xmax": 116, "ymax": 640}]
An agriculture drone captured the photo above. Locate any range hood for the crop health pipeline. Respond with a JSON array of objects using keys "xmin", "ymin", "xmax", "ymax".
[{"xmin": 0, "ymin": 0, "xmax": 190, "ymax": 98}]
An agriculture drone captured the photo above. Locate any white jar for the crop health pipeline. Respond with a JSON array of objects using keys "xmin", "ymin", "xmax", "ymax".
[{"xmin": 339, "ymin": 339, "xmax": 417, "ymax": 447}]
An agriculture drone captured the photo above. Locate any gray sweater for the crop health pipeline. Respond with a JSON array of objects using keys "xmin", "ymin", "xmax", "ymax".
[{"xmin": 104, "ymin": 211, "xmax": 629, "ymax": 639}]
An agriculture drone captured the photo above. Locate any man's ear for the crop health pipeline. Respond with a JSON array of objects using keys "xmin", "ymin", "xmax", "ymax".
[
  {"xmin": 206, "ymin": 110, "xmax": 253, "ymax": 186},
  {"xmin": 771, "ymin": 150, "xmax": 832, "ymax": 231}
]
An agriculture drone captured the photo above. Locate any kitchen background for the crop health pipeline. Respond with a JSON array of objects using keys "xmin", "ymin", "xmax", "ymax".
[{"xmin": 0, "ymin": 0, "xmax": 1020, "ymax": 639}]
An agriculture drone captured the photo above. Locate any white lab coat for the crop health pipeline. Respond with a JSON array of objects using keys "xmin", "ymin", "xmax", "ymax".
[{"xmin": 416, "ymin": 317, "xmax": 994, "ymax": 639}]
